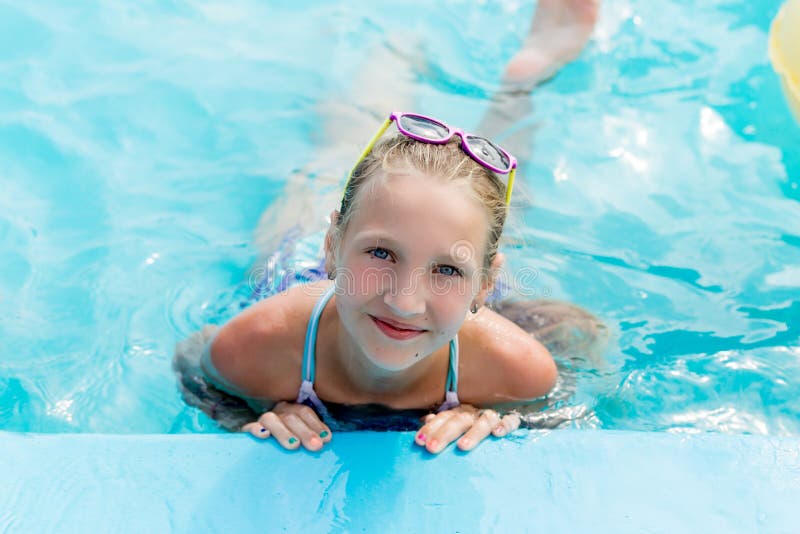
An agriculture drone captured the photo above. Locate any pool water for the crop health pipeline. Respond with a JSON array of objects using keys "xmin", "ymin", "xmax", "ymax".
[{"xmin": 0, "ymin": 0, "xmax": 797, "ymax": 435}]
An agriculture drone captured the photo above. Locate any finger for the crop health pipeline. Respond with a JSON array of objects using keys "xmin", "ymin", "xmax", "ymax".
[
  {"xmin": 415, "ymin": 410, "xmax": 456, "ymax": 446},
  {"xmin": 269, "ymin": 403, "xmax": 326, "ymax": 450},
  {"xmin": 457, "ymin": 409, "xmax": 501, "ymax": 451},
  {"xmin": 280, "ymin": 410, "xmax": 325, "ymax": 452},
  {"xmin": 295, "ymin": 406, "xmax": 333, "ymax": 444},
  {"xmin": 425, "ymin": 409, "xmax": 478, "ymax": 454},
  {"xmin": 241, "ymin": 421, "xmax": 271, "ymax": 439},
  {"xmin": 258, "ymin": 411, "xmax": 301, "ymax": 450},
  {"xmin": 492, "ymin": 412, "xmax": 521, "ymax": 437}
]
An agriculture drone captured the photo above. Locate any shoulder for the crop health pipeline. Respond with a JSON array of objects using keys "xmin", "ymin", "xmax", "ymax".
[
  {"xmin": 457, "ymin": 307, "xmax": 557, "ymax": 405},
  {"xmin": 207, "ymin": 282, "xmax": 332, "ymax": 400}
]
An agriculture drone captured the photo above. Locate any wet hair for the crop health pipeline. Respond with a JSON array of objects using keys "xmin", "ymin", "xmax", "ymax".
[{"xmin": 335, "ymin": 134, "xmax": 507, "ymax": 266}]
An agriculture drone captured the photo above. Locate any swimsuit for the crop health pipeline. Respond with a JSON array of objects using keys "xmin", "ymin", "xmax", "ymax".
[{"xmin": 295, "ymin": 284, "xmax": 461, "ymax": 420}]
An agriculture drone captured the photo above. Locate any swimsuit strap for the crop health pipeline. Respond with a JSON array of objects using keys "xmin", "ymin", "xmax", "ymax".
[
  {"xmin": 296, "ymin": 285, "xmax": 335, "ymax": 418},
  {"xmin": 437, "ymin": 336, "xmax": 460, "ymax": 412},
  {"xmin": 301, "ymin": 285, "xmax": 336, "ymax": 382},
  {"xmin": 445, "ymin": 336, "xmax": 458, "ymax": 392},
  {"xmin": 296, "ymin": 379, "xmax": 329, "ymax": 418}
]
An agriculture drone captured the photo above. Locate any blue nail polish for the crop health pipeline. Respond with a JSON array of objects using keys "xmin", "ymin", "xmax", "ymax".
[
  {"xmin": 319, "ymin": 431, "xmax": 329, "ymax": 438},
  {"xmin": 288, "ymin": 437, "xmax": 298, "ymax": 444},
  {"xmin": 260, "ymin": 428, "xmax": 267, "ymax": 433}
]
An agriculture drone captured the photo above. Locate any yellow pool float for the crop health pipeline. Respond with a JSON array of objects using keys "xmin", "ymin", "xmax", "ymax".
[{"xmin": 769, "ymin": 0, "xmax": 800, "ymax": 123}]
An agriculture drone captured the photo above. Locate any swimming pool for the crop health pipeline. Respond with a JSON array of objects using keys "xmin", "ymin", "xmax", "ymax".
[{"xmin": 1, "ymin": 0, "xmax": 798, "ymax": 530}]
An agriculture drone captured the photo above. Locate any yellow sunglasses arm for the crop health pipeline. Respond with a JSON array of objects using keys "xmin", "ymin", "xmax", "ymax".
[
  {"xmin": 505, "ymin": 167, "xmax": 516, "ymax": 206},
  {"xmin": 342, "ymin": 117, "xmax": 394, "ymax": 195}
]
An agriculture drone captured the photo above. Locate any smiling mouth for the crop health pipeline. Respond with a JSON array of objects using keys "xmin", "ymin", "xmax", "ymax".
[{"xmin": 369, "ymin": 315, "xmax": 427, "ymax": 340}]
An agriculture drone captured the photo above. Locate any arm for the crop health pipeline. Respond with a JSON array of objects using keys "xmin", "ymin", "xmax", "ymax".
[
  {"xmin": 172, "ymin": 296, "xmax": 298, "ymax": 432},
  {"xmin": 172, "ymin": 325, "xmax": 260, "ymax": 431},
  {"xmin": 458, "ymin": 308, "xmax": 559, "ymax": 405},
  {"xmin": 205, "ymin": 290, "xmax": 334, "ymax": 452},
  {"xmin": 205, "ymin": 298, "xmax": 299, "ymax": 402},
  {"xmin": 414, "ymin": 311, "xmax": 557, "ymax": 454}
]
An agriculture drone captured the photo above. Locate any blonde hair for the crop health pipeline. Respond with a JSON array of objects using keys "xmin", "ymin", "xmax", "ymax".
[{"xmin": 335, "ymin": 134, "xmax": 507, "ymax": 266}]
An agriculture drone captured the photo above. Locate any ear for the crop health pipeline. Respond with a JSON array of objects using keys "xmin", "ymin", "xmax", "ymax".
[
  {"xmin": 324, "ymin": 210, "xmax": 340, "ymax": 275},
  {"xmin": 475, "ymin": 252, "xmax": 506, "ymax": 307},
  {"xmin": 491, "ymin": 252, "xmax": 506, "ymax": 272}
]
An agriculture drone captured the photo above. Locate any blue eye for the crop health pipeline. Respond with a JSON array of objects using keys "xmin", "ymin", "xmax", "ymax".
[
  {"xmin": 435, "ymin": 265, "xmax": 463, "ymax": 277},
  {"xmin": 369, "ymin": 248, "xmax": 391, "ymax": 260}
]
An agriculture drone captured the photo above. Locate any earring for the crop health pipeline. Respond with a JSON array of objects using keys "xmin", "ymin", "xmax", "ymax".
[{"xmin": 471, "ymin": 302, "xmax": 479, "ymax": 314}]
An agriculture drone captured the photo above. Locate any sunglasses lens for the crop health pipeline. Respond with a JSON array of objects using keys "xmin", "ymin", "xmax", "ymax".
[
  {"xmin": 466, "ymin": 135, "xmax": 510, "ymax": 171},
  {"xmin": 398, "ymin": 114, "xmax": 450, "ymax": 140}
]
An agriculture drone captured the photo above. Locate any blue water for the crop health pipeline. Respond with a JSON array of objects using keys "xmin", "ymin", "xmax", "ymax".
[{"xmin": 0, "ymin": 0, "xmax": 797, "ymax": 435}]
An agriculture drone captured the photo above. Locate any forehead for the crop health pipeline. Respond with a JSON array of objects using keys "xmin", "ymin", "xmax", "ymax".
[{"xmin": 343, "ymin": 170, "xmax": 490, "ymax": 259}]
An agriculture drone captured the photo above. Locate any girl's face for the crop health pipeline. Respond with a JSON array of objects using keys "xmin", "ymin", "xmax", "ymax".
[{"xmin": 328, "ymin": 169, "xmax": 496, "ymax": 371}]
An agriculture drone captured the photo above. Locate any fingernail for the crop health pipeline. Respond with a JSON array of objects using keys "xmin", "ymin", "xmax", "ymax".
[
  {"xmin": 428, "ymin": 439, "xmax": 439, "ymax": 452},
  {"xmin": 319, "ymin": 431, "xmax": 329, "ymax": 438},
  {"xmin": 288, "ymin": 437, "xmax": 298, "ymax": 444},
  {"xmin": 260, "ymin": 427, "xmax": 267, "ymax": 433},
  {"xmin": 460, "ymin": 438, "xmax": 471, "ymax": 448},
  {"xmin": 417, "ymin": 432, "xmax": 426, "ymax": 442}
]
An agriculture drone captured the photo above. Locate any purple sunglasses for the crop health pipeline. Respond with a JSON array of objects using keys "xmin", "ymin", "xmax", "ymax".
[{"xmin": 345, "ymin": 111, "xmax": 517, "ymax": 205}]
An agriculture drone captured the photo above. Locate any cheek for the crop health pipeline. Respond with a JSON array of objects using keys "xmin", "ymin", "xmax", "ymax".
[
  {"xmin": 430, "ymin": 267, "xmax": 483, "ymax": 301},
  {"xmin": 429, "ymin": 274, "xmax": 474, "ymax": 302},
  {"xmin": 430, "ymin": 287, "xmax": 470, "ymax": 329},
  {"xmin": 336, "ymin": 255, "xmax": 393, "ymax": 300}
]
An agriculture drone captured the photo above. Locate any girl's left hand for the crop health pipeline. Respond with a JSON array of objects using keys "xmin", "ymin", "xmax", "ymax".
[{"xmin": 414, "ymin": 404, "xmax": 521, "ymax": 454}]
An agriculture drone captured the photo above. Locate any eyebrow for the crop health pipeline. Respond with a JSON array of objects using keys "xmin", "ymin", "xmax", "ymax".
[{"xmin": 351, "ymin": 231, "xmax": 401, "ymax": 250}]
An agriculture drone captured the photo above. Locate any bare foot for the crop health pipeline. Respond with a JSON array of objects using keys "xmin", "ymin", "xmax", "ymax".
[{"xmin": 503, "ymin": 0, "xmax": 600, "ymax": 90}]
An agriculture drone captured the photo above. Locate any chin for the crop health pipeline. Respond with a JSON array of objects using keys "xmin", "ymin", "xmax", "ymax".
[
  {"xmin": 364, "ymin": 347, "xmax": 422, "ymax": 371},
  {"xmin": 361, "ymin": 334, "xmax": 441, "ymax": 371}
]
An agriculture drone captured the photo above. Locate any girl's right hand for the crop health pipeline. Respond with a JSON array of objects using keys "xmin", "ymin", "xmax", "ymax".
[{"xmin": 241, "ymin": 401, "xmax": 332, "ymax": 452}]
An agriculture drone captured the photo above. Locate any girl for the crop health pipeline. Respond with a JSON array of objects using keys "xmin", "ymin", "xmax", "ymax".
[{"xmin": 174, "ymin": 1, "xmax": 605, "ymax": 454}]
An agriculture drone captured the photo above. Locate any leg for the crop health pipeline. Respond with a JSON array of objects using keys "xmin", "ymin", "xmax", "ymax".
[
  {"xmin": 504, "ymin": 0, "xmax": 600, "ymax": 90},
  {"xmin": 477, "ymin": 0, "xmax": 600, "ymax": 160}
]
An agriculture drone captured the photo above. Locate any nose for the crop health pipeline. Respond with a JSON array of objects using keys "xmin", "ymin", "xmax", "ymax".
[{"xmin": 382, "ymin": 268, "xmax": 426, "ymax": 318}]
